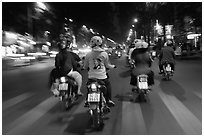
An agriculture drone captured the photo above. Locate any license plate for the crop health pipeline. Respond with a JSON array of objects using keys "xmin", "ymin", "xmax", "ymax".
[
  {"xmin": 59, "ymin": 83, "xmax": 68, "ymax": 90},
  {"xmin": 138, "ymin": 81, "xmax": 148, "ymax": 89},
  {"xmin": 87, "ymin": 93, "xmax": 100, "ymax": 102},
  {"xmin": 138, "ymin": 76, "xmax": 148, "ymax": 89},
  {"xmin": 166, "ymin": 65, "xmax": 171, "ymax": 72}
]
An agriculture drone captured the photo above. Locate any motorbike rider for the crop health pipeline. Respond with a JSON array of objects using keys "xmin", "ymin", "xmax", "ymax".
[
  {"xmin": 52, "ymin": 34, "xmax": 83, "ymax": 96},
  {"xmin": 158, "ymin": 39, "xmax": 176, "ymax": 74},
  {"xmin": 130, "ymin": 40, "xmax": 154, "ymax": 91},
  {"xmin": 84, "ymin": 35, "xmax": 116, "ymax": 107}
]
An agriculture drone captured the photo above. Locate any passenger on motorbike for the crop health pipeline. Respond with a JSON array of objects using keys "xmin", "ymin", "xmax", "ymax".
[
  {"xmin": 130, "ymin": 40, "xmax": 154, "ymax": 91},
  {"xmin": 158, "ymin": 39, "xmax": 176, "ymax": 74},
  {"xmin": 84, "ymin": 36, "xmax": 116, "ymax": 107},
  {"xmin": 51, "ymin": 34, "xmax": 83, "ymax": 97}
]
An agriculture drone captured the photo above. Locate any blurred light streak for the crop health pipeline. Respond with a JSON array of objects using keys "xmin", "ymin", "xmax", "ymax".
[
  {"xmin": 20, "ymin": 56, "xmax": 36, "ymax": 60},
  {"xmin": 6, "ymin": 54, "xmax": 25, "ymax": 57},
  {"xmin": 27, "ymin": 52, "xmax": 47, "ymax": 56}
]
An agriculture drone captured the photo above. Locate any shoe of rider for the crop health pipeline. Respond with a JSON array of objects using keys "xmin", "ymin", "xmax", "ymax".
[
  {"xmin": 107, "ymin": 100, "xmax": 115, "ymax": 106},
  {"xmin": 102, "ymin": 105, "xmax": 110, "ymax": 114},
  {"xmin": 77, "ymin": 92, "xmax": 84, "ymax": 96},
  {"xmin": 84, "ymin": 101, "xmax": 89, "ymax": 107}
]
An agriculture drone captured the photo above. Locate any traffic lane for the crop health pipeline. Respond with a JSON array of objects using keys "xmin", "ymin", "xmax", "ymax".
[
  {"xmin": 2, "ymin": 59, "xmax": 94, "ymax": 135},
  {"xmin": 2, "ymin": 59, "xmax": 55, "ymax": 101},
  {"xmin": 108, "ymin": 56, "xmax": 201, "ymax": 134},
  {"xmin": 152, "ymin": 58, "xmax": 202, "ymax": 121},
  {"xmin": 108, "ymin": 56, "xmax": 184, "ymax": 134},
  {"xmin": 2, "ymin": 55, "xmax": 202, "ymax": 135},
  {"xmin": 2, "ymin": 59, "xmax": 56, "ymax": 134},
  {"xmin": 152, "ymin": 58, "xmax": 201, "ymax": 134}
]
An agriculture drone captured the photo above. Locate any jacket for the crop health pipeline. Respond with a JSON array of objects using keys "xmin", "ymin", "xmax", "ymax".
[
  {"xmin": 55, "ymin": 49, "xmax": 77, "ymax": 76},
  {"xmin": 84, "ymin": 47, "xmax": 115, "ymax": 79},
  {"xmin": 159, "ymin": 46, "xmax": 175, "ymax": 64},
  {"xmin": 131, "ymin": 48, "xmax": 152, "ymax": 76}
]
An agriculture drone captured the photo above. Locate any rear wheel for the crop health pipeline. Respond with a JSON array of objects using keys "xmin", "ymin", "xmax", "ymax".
[
  {"xmin": 136, "ymin": 91, "xmax": 147, "ymax": 102},
  {"xmin": 62, "ymin": 96, "xmax": 70, "ymax": 110},
  {"xmin": 92, "ymin": 108, "xmax": 103, "ymax": 130}
]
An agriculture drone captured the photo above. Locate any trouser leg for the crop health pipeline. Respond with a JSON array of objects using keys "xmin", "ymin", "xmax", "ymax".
[
  {"xmin": 68, "ymin": 71, "xmax": 82, "ymax": 94},
  {"xmin": 102, "ymin": 79, "xmax": 112, "ymax": 101}
]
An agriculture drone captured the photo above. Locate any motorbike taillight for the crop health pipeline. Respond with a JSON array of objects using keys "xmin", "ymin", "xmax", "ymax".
[
  {"xmin": 60, "ymin": 77, "xmax": 66, "ymax": 83},
  {"xmin": 90, "ymin": 83, "xmax": 97, "ymax": 91}
]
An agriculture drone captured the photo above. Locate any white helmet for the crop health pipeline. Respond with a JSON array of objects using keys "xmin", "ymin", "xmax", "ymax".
[
  {"xmin": 90, "ymin": 36, "xmax": 103, "ymax": 48},
  {"xmin": 134, "ymin": 41, "xmax": 148, "ymax": 49}
]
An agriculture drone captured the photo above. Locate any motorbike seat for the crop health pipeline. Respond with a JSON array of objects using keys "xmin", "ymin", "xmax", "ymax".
[{"xmin": 87, "ymin": 78, "xmax": 106, "ymax": 86}]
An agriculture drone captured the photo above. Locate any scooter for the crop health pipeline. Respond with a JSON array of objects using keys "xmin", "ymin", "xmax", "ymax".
[
  {"xmin": 133, "ymin": 74, "xmax": 150, "ymax": 102},
  {"xmin": 162, "ymin": 61, "xmax": 173, "ymax": 80},
  {"xmin": 86, "ymin": 79, "xmax": 110, "ymax": 130},
  {"xmin": 58, "ymin": 76, "xmax": 78, "ymax": 110}
]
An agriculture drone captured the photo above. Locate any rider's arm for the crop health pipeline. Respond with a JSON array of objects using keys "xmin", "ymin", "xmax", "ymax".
[
  {"xmin": 72, "ymin": 52, "xmax": 81, "ymax": 62},
  {"xmin": 104, "ymin": 52, "xmax": 115, "ymax": 69},
  {"xmin": 55, "ymin": 54, "xmax": 61, "ymax": 70},
  {"xmin": 84, "ymin": 54, "xmax": 89, "ymax": 70},
  {"xmin": 159, "ymin": 50, "xmax": 163, "ymax": 61}
]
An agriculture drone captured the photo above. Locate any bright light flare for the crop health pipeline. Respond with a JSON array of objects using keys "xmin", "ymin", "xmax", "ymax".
[
  {"xmin": 6, "ymin": 54, "xmax": 25, "ymax": 57},
  {"xmin": 20, "ymin": 56, "xmax": 36, "ymax": 60},
  {"xmin": 50, "ymin": 54, "xmax": 56, "ymax": 57},
  {"xmin": 49, "ymin": 51, "xmax": 58, "ymax": 54},
  {"xmin": 5, "ymin": 32, "xmax": 18, "ymax": 39},
  {"xmin": 36, "ymin": 2, "xmax": 47, "ymax": 11},
  {"xmin": 79, "ymin": 48, "xmax": 92, "ymax": 53}
]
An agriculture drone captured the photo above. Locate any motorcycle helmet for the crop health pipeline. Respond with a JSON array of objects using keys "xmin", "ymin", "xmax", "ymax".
[
  {"xmin": 90, "ymin": 36, "xmax": 103, "ymax": 48},
  {"xmin": 166, "ymin": 40, "xmax": 173, "ymax": 47},
  {"xmin": 134, "ymin": 39, "xmax": 148, "ymax": 49},
  {"xmin": 58, "ymin": 34, "xmax": 73, "ymax": 50}
]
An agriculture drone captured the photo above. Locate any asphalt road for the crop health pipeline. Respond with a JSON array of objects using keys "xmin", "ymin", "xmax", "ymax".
[{"xmin": 2, "ymin": 54, "xmax": 202, "ymax": 135}]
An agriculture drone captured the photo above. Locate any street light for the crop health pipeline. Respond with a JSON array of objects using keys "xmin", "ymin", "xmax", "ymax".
[
  {"xmin": 69, "ymin": 19, "xmax": 73, "ymax": 22},
  {"xmin": 134, "ymin": 18, "xmax": 138, "ymax": 23},
  {"xmin": 133, "ymin": 18, "xmax": 138, "ymax": 39}
]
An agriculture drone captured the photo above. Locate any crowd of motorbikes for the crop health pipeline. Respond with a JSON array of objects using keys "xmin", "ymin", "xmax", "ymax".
[
  {"xmin": 127, "ymin": 49, "xmax": 174, "ymax": 102},
  {"xmin": 54, "ymin": 72, "xmax": 110, "ymax": 130},
  {"xmin": 51, "ymin": 45, "xmax": 174, "ymax": 130}
]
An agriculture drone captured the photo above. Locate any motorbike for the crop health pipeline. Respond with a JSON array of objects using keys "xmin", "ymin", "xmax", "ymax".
[
  {"xmin": 133, "ymin": 74, "xmax": 150, "ymax": 102},
  {"xmin": 86, "ymin": 79, "xmax": 110, "ymax": 130},
  {"xmin": 58, "ymin": 75, "xmax": 78, "ymax": 110},
  {"xmin": 162, "ymin": 61, "xmax": 173, "ymax": 80}
]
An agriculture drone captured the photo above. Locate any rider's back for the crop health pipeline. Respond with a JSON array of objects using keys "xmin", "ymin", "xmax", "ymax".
[
  {"xmin": 55, "ymin": 49, "xmax": 75, "ymax": 76},
  {"xmin": 85, "ymin": 47, "xmax": 107, "ymax": 79},
  {"xmin": 132, "ymin": 48, "xmax": 152, "ymax": 76},
  {"xmin": 160, "ymin": 46, "xmax": 175, "ymax": 64}
]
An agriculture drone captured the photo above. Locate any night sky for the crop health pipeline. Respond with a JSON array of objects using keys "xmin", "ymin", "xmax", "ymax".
[
  {"xmin": 2, "ymin": 2, "xmax": 144, "ymax": 42},
  {"xmin": 2, "ymin": 2, "xmax": 202, "ymax": 43}
]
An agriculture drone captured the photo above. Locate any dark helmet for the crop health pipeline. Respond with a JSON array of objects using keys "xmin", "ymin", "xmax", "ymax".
[{"xmin": 58, "ymin": 34, "xmax": 73, "ymax": 50}]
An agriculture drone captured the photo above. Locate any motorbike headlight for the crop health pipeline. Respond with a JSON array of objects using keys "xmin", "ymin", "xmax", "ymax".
[
  {"xmin": 91, "ymin": 83, "xmax": 97, "ymax": 91},
  {"xmin": 60, "ymin": 77, "xmax": 66, "ymax": 83}
]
